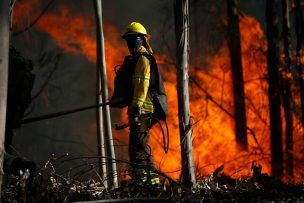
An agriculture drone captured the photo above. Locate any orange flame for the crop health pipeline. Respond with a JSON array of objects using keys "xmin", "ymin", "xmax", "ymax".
[
  {"xmin": 32, "ymin": 6, "xmax": 127, "ymax": 92},
  {"xmin": 13, "ymin": 2, "xmax": 304, "ymax": 181},
  {"xmin": 12, "ymin": 0, "xmax": 40, "ymax": 29},
  {"xmin": 151, "ymin": 16, "xmax": 303, "ymax": 180},
  {"xmin": 149, "ymin": 16, "xmax": 271, "ymax": 179}
]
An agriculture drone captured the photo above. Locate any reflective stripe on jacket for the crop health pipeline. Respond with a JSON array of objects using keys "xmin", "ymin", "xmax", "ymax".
[{"xmin": 131, "ymin": 46, "xmax": 154, "ymax": 113}]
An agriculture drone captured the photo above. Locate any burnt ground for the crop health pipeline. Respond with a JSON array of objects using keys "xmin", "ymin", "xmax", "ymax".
[{"xmin": 1, "ymin": 155, "xmax": 304, "ymax": 203}]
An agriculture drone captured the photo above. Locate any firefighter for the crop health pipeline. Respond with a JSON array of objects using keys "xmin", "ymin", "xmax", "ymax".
[
  {"xmin": 3, "ymin": 47, "xmax": 36, "ymax": 182},
  {"xmin": 121, "ymin": 22, "xmax": 160, "ymax": 186}
]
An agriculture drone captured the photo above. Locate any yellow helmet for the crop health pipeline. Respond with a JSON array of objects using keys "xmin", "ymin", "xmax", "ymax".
[{"xmin": 122, "ymin": 22, "xmax": 151, "ymax": 39}]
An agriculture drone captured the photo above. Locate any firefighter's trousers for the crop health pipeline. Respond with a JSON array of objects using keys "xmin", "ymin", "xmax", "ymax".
[{"xmin": 129, "ymin": 113, "xmax": 155, "ymax": 169}]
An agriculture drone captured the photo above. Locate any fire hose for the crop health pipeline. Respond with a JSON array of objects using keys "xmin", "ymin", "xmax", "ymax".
[
  {"xmin": 152, "ymin": 117, "xmax": 170, "ymax": 154},
  {"xmin": 21, "ymin": 101, "xmax": 170, "ymax": 153},
  {"xmin": 21, "ymin": 101, "xmax": 114, "ymax": 124},
  {"xmin": 115, "ymin": 117, "xmax": 170, "ymax": 154}
]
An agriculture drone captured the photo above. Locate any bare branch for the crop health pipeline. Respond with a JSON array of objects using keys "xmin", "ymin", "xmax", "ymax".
[{"xmin": 12, "ymin": 0, "xmax": 56, "ymax": 37}]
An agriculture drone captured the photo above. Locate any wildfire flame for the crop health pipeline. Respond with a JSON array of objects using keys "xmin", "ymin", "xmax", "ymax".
[{"xmin": 13, "ymin": 1, "xmax": 304, "ymax": 181}]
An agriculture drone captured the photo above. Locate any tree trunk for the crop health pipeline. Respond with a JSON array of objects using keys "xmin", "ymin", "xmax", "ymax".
[
  {"xmin": 95, "ymin": 40, "xmax": 107, "ymax": 187},
  {"xmin": 94, "ymin": 0, "xmax": 108, "ymax": 189},
  {"xmin": 96, "ymin": 78, "xmax": 107, "ymax": 187},
  {"xmin": 0, "ymin": 0, "xmax": 10, "ymax": 193},
  {"xmin": 266, "ymin": 0, "xmax": 284, "ymax": 179},
  {"xmin": 294, "ymin": 0, "xmax": 304, "ymax": 127},
  {"xmin": 94, "ymin": 0, "xmax": 118, "ymax": 189},
  {"xmin": 174, "ymin": 0, "xmax": 196, "ymax": 188},
  {"xmin": 226, "ymin": 0, "xmax": 248, "ymax": 150},
  {"xmin": 281, "ymin": 0, "xmax": 293, "ymax": 179}
]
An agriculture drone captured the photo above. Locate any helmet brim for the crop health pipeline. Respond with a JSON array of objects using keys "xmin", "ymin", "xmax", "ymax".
[{"xmin": 122, "ymin": 32, "xmax": 151, "ymax": 40}]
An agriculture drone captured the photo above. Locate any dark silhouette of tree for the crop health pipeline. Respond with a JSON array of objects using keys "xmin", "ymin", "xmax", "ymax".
[
  {"xmin": 266, "ymin": 0, "xmax": 283, "ymax": 179},
  {"xmin": 281, "ymin": 0, "xmax": 294, "ymax": 179},
  {"xmin": 226, "ymin": 0, "xmax": 248, "ymax": 150},
  {"xmin": 294, "ymin": 0, "xmax": 304, "ymax": 127}
]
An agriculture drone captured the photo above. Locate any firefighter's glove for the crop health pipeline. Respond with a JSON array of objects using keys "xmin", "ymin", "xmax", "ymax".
[{"xmin": 128, "ymin": 106, "xmax": 141, "ymax": 127}]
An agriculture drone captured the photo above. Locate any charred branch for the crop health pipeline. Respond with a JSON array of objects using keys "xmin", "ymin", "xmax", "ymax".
[
  {"xmin": 11, "ymin": 0, "xmax": 56, "ymax": 37},
  {"xmin": 189, "ymin": 76, "xmax": 264, "ymax": 154},
  {"xmin": 31, "ymin": 52, "xmax": 61, "ymax": 100},
  {"xmin": 2, "ymin": 154, "xmax": 304, "ymax": 202}
]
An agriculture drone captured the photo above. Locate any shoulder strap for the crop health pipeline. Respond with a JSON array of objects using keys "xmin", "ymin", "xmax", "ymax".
[
  {"xmin": 141, "ymin": 52, "xmax": 168, "ymax": 120},
  {"xmin": 139, "ymin": 52, "xmax": 158, "ymax": 90}
]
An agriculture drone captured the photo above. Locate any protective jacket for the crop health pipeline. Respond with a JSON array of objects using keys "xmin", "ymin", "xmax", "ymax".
[
  {"xmin": 110, "ymin": 46, "xmax": 168, "ymax": 121},
  {"xmin": 130, "ymin": 46, "xmax": 154, "ymax": 113}
]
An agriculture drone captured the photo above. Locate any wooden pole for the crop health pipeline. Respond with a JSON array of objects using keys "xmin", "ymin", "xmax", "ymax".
[
  {"xmin": 94, "ymin": 0, "xmax": 118, "ymax": 188},
  {"xmin": 174, "ymin": 0, "xmax": 196, "ymax": 188},
  {"xmin": 0, "ymin": 0, "xmax": 10, "ymax": 193}
]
